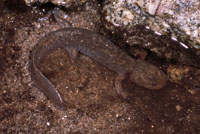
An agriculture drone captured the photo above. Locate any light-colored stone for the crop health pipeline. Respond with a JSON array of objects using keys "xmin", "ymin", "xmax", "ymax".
[
  {"xmin": 103, "ymin": 0, "xmax": 200, "ymax": 49},
  {"xmin": 25, "ymin": 0, "xmax": 87, "ymax": 8}
]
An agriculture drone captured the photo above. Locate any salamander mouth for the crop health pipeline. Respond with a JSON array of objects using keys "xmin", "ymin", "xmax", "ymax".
[{"xmin": 148, "ymin": 72, "xmax": 167, "ymax": 90}]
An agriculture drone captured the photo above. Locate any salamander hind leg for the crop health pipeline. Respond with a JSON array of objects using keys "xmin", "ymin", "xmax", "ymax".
[
  {"xmin": 64, "ymin": 47, "xmax": 79, "ymax": 64},
  {"xmin": 115, "ymin": 73, "xmax": 128, "ymax": 98}
]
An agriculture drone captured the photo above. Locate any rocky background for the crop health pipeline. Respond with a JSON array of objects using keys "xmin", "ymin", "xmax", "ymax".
[{"xmin": 0, "ymin": 0, "xmax": 200, "ymax": 133}]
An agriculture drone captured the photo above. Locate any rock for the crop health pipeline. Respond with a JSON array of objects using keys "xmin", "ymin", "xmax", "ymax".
[
  {"xmin": 103, "ymin": 0, "xmax": 200, "ymax": 49},
  {"xmin": 102, "ymin": 0, "xmax": 200, "ymax": 68},
  {"xmin": 167, "ymin": 65, "xmax": 200, "ymax": 90},
  {"xmin": 25, "ymin": 0, "xmax": 88, "ymax": 8}
]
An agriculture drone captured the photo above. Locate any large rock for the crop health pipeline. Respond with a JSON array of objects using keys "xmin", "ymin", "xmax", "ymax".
[
  {"xmin": 103, "ymin": 0, "xmax": 200, "ymax": 49},
  {"xmin": 25, "ymin": 0, "xmax": 88, "ymax": 8}
]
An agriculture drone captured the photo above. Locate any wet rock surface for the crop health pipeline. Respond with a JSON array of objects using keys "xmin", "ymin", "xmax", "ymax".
[
  {"xmin": 25, "ymin": 0, "xmax": 88, "ymax": 8},
  {"xmin": 102, "ymin": 0, "xmax": 200, "ymax": 68},
  {"xmin": 0, "ymin": 0, "xmax": 200, "ymax": 133},
  {"xmin": 103, "ymin": 0, "xmax": 200, "ymax": 48}
]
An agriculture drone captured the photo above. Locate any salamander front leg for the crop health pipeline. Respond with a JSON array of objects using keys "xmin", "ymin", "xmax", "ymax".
[
  {"xmin": 115, "ymin": 74, "xmax": 128, "ymax": 98},
  {"xmin": 64, "ymin": 47, "xmax": 79, "ymax": 64}
]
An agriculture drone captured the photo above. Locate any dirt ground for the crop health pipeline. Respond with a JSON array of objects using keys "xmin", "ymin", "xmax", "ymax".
[{"xmin": 0, "ymin": 0, "xmax": 200, "ymax": 134}]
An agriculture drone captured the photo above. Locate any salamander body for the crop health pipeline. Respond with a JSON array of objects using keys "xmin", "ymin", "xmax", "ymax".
[{"xmin": 29, "ymin": 27, "xmax": 166, "ymax": 109}]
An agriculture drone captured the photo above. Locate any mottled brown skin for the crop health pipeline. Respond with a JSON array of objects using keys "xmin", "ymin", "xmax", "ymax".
[{"xmin": 29, "ymin": 27, "xmax": 166, "ymax": 109}]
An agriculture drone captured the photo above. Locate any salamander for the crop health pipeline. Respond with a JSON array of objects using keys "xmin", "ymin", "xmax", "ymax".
[{"xmin": 29, "ymin": 27, "xmax": 166, "ymax": 109}]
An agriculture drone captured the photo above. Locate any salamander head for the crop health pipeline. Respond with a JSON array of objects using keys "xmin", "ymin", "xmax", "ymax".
[{"xmin": 130, "ymin": 60, "xmax": 167, "ymax": 90}]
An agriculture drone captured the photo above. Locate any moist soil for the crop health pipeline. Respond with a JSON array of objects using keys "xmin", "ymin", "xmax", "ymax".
[{"xmin": 0, "ymin": 0, "xmax": 200, "ymax": 134}]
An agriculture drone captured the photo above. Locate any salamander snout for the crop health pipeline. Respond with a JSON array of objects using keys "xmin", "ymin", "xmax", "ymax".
[{"xmin": 131, "ymin": 60, "xmax": 167, "ymax": 90}]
